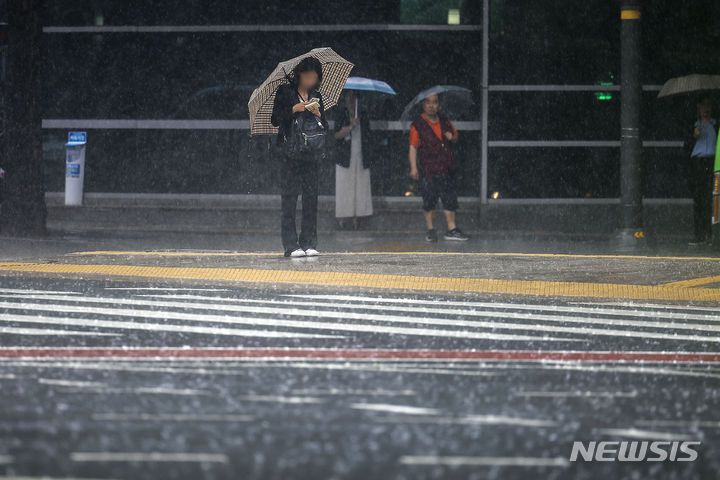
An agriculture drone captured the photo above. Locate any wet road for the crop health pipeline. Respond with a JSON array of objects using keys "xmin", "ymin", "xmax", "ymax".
[{"xmin": 2, "ymin": 274, "xmax": 720, "ymax": 480}]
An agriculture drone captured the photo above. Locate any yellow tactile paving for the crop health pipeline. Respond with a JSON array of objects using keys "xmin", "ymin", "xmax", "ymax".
[
  {"xmin": 0, "ymin": 262, "xmax": 719, "ymax": 302},
  {"xmin": 662, "ymin": 275, "xmax": 720, "ymax": 288}
]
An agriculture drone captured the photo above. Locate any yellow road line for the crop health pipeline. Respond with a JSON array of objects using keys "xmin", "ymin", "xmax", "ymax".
[
  {"xmin": 0, "ymin": 262, "xmax": 719, "ymax": 302},
  {"xmin": 663, "ymin": 275, "xmax": 720, "ymax": 288},
  {"xmin": 69, "ymin": 250, "xmax": 720, "ymax": 262}
]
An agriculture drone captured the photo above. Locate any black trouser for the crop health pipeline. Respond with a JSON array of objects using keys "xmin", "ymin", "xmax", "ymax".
[
  {"xmin": 688, "ymin": 156, "xmax": 714, "ymax": 242},
  {"xmin": 279, "ymin": 152, "xmax": 319, "ymax": 253}
]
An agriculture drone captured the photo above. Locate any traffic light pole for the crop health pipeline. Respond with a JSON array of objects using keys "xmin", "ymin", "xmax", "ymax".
[
  {"xmin": 0, "ymin": 0, "xmax": 46, "ymax": 236},
  {"xmin": 615, "ymin": 0, "xmax": 645, "ymax": 250}
]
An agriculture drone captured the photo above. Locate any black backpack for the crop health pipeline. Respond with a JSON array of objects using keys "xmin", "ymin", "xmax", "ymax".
[{"xmin": 284, "ymin": 95, "xmax": 327, "ymax": 158}]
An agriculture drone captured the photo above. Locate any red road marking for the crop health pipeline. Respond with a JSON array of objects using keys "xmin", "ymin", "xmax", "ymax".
[{"xmin": 1, "ymin": 348, "xmax": 720, "ymax": 363}]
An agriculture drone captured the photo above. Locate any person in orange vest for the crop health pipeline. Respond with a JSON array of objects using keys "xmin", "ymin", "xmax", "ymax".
[{"xmin": 408, "ymin": 94, "xmax": 469, "ymax": 242}]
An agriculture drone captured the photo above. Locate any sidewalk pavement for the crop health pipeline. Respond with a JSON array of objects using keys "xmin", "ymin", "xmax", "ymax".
[{"xmin": 43, "ymin": 192, "xmax": 695, "ymax": 239}]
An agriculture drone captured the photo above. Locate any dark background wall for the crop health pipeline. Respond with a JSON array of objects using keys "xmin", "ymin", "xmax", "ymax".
[{"xmin": 28, "ymin": 0, "xmax": 720, "ymax": 198}]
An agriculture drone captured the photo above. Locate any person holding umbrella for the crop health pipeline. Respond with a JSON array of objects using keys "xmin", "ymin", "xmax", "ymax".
[
  {"xmin": 407, "ymin": 91, "xmax": 470, "ymax": 242},
  {"xmin": 333, "ymin": 91, "xmax": 372, "ymax": 229},
  {"xmin": 688, "ymin": 96, "xmax": 718, "ymax": 245},
  {"xmin": 657, "ymin": 75, "xmax": 720, "ymax": 246},
  {"xmin": 248, "ymin": 48, "xmax": 353, "ymax": 258},
  {"xmin": 332, "ymin": 77, "xmax": 395, "ymax": 229},
  {"xmin": 270, "ymin": 57, "xmax": 328, "ymax": 257}
]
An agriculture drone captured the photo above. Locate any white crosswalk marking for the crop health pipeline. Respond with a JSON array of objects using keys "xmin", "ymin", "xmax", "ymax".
[
  {"xmin": 0, "ymin": 287, "xmax": 719, "ymax": 346},
  {"xmin": 130, "ymin": 294, "xmax": 720, "ymax": 341},
  {"xmin": 283, "ymin": 294, "xmax": 720, "ymax": 320},
  {"xmin": 0, "ymin": 326, "xmax": 120, "ymax": 336},
  {"xmin": 141, "ymin": 294, "xmax": 720, "ymax": 328},
  {"xmin": 0, "ymin": 297, "xmax": 574, "ymax": 342},
  {"xmin": 0, "ymin": 312, "xmax": 341, "ymax": 339},
  {"xmin": 70, "ymin": 452, "xmax": 229, "ymax": 463}
]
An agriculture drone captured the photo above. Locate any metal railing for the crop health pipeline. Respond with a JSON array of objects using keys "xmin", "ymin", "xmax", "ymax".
[{"xmin": 41, "ymin": 14, "xmax": 686, "ymax": 204}]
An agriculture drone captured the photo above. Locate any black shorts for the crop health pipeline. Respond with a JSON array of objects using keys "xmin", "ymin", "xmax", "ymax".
[{"xmin": 421, "ymin": 174, "xmax": 458, "ymax": 212}]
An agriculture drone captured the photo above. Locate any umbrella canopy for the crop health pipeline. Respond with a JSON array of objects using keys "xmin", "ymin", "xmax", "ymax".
[
  {"xmin": 248, "ymin": 47, "xmax": 354, "ymax": 135},
  {"xmin": 343, "ymin": 77, "xmax": 396, "ymax": 95},
  {"xmin": 400, "ymin": 85, "xmax": 474, "ymax": 123},
  {"xmin": 657, "ymin": 74, "xmax": 720, "ymax": 99}
]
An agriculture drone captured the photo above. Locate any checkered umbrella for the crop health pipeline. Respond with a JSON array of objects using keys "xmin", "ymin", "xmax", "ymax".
[{"xmin": 248, "ymin": 47, "xmax": 354, "ymax": 135}]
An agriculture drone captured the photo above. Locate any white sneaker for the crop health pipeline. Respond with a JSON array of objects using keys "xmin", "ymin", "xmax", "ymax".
[
  {"xmin": 287, "ymin": 248, "xmax": 306, "ymax": 258},
  {"xmin": 304, "ymin": 248, "xmax": 319, "ymax": 257}
]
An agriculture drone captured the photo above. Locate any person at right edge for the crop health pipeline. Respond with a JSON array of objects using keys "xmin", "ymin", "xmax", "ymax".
[
  {"xmin": 408, "ymin": 93, "xmax": 469, "ymax": 242},
  {"xmin": 687, "ymin": 96, "xmax": 718, "ymax": 246}
]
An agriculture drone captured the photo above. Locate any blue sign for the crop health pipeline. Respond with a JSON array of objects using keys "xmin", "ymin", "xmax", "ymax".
[
  {"xmin": 66, "ymin": 131, "xmax": 87, "ymax": 146},
  {"xmin": 66, "ymin": 163, "xmax": 81, "ymax": 177}
]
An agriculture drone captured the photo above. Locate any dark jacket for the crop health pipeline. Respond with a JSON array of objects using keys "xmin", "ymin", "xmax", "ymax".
[
  {"xmin": 333, "ymin": 107, "xmax": 372, "ymax": 169},
  {"xmin": 412, "ymin": 114, "xmax": 456, "ymax": 178},
  {"xmin": 270, "ymin": 83, "xmax": 328, "ymax": 147}
]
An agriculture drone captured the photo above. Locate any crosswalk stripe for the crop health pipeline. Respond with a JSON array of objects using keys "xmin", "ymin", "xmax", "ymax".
[
  {"xmin": 569, "ymin": 300, "xmax": 720, "ymax": 313},
  {"xmin": 6, "ymin": 291, "xmax": 719, "ymax": 326},
  {"xmin": 0, "ymin": 310, "xmax": 566, "ymax": 342},
  {"xmin": 139, "ymin": 294, "xmax": 720, "ymax": 333},
  {"xmin": 0, "ymin": 295, "xmax": 718, "ymax": 343},
  {"xmin": 0, "ymin": 326, "xmax": 119, "ymax": 336},
  {"xmin": 70, "ymin": 452, "xmax": 229, "ymax": 463},
  {"xmin": 2, "ymin": 289, "xmax": 718, "ymax": 345},
  {"xmin": 0, "ymin": 288, "xmax": 82, "ymax": 295},
  {"xmin": 0, "ymin": 313, "xmax": 341, "ymax": 339},
  {"xmin": 283, "ymin": 294, "xmax": 720, "ymax": 320}
]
